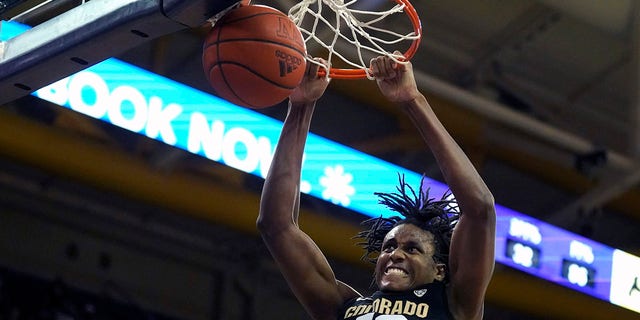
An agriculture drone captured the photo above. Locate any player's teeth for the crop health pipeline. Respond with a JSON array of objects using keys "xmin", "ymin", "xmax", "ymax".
[{"xmin": 386, "ymin": 268, "xmax": 406, "ymax": 275}]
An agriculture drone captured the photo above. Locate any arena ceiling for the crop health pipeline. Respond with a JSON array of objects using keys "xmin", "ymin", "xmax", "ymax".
[{"xmin": 1, "ymin": 0, "xmax": 640, "ymax": 319}]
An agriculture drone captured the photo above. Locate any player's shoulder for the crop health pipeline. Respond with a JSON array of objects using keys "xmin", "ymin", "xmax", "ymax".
[{"xmin": 337, "ymin": 280, "xmax": 362, "ymax": 302}]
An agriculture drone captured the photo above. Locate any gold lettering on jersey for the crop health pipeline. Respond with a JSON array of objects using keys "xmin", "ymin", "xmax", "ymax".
[
  {"xmin": 416, "ymin": 303, "xmax": 429, "ymax": 317},
  {"xmin": 343, "ymin": 298, "xmax": 430, "ymax": 318},
  {"xmin": 390, "ymin": 300, "xmax": 404, "ymax": 314},
  {"xmin": 379, "ymin": 298, "xmax": 392, "ymax": 314},
  {"xmin": 404, "ymin": 301, "xmax": 417, "ymax": 315},
  {"xmin": 344, "ymin": 304, "xmax": 372, "ymax": 317}
]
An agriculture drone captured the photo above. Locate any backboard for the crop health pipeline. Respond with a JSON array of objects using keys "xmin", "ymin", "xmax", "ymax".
[{"xmin": 0, "ymin": 0, "xmax": 240, "ymax": 105}]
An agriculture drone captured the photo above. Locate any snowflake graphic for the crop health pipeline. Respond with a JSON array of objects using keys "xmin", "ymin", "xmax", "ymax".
[
  {"xmin": 300, "ymin": 180, "xmax": 312, "ymax": 194},
  {"xmin": 319, "ymin": 165, "xmax": 355, "ymax": 206}
]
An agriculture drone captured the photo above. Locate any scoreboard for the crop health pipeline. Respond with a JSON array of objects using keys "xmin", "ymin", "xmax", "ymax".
[
  {"xmin": 2, "ymin": 20, "xmax": 640, "ymax": 315},
  {"xmin": 496, "ymin": 205, "xmax": 640, "ymax": 313}
]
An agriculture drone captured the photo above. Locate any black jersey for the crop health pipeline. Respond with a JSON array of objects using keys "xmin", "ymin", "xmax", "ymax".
[{"xmin": 338, "ymin": 282, "xmax": 453, "ymax": 320}]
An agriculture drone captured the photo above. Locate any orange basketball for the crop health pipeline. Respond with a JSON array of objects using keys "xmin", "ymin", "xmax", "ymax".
[{"xmin": 202, "ymin": 5, "xmax": 307, "ymax": 109}]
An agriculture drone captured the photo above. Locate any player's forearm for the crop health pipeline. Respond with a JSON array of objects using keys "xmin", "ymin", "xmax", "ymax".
[
  {"xmin": 401, "ymin": 94, "xmax": 494, "ymax": 216},
  {"xmin": 258, "ymin": 101, "xmax": 316, "ymax": 232}
]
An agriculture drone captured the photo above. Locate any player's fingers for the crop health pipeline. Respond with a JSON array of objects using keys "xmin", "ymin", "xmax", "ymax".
[
  {"xmin": 379, "ymin": 56, "xmax": 396, "ymax": 79},
  {"xmin": 316, "ymin": 58, "xmax": 330, "ymax": 78},
  {"xmin": 370, "ymin": 56, "xmax": 382, "ymax": 77},
  {"xmin": 388, "ymin": 51, "xmax": 407, "ymax": 72},
  {"xmin": 392, "ymin": 50, "xmax": 405, "ymax": 62},
  {"xmin": 306, "ymin": 59, "xmax": 318, "ymax": 77},
  {"xmin": 306, "ymin": 57, "xmax": 330, "ymax": 79},
  {"xmin": 370, "ymin": 56, "xmax": 394, "ymax": 79}
]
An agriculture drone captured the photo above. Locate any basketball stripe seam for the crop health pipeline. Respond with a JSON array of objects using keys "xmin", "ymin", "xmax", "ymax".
[
  {"xmin": 207, "ymin": 9, "xmax": 302, "ymax": 108},
  {"xmin": 210, "ymin": 61, "xmax": 296, "ymax": 108},
  {"xmin": 221, "ymin": 12, "xmax": 285, "ymax": 25},
  {"xmin": 211, "ymin": 61, "xmax": 298, "ymax": 90},
  {"xmin": 203, "ymin": 38, "xmax": 305, "ymax": 57}
]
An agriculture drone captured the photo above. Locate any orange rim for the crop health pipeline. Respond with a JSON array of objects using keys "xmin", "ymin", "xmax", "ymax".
[{"xmin": 323, "ymin": 0, "xmax": 422, "ymax": 79}]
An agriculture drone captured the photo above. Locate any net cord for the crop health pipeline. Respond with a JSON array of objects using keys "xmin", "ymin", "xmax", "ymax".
[{"xmin": 289, "ymin": 0, "xmax": 421, "ymax": 79}]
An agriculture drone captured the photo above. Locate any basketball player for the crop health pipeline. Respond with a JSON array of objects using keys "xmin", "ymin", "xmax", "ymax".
[{"xmin": 257, "ymin": 54, "xmax": 496, "ymax": 320}]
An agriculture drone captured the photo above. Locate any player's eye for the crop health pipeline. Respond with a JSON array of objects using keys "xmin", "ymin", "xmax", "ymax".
[
  {"xmin": 407, "ymin": 246, "xmax": 421, "ymax": 254},
  {"xmin": 382, "ymin": 243, "xmax": 396, "ymax": 253}
]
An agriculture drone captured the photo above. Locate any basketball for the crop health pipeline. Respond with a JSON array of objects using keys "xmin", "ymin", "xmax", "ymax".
[{"xmin": 202, "ymin": 5, "xmax": 307, "ymax": 109}]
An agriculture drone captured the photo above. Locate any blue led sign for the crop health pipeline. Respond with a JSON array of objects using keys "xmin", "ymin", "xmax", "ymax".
[{"xmin": 32, "ymin": 57, "xmax": 442, "ymax": 219}]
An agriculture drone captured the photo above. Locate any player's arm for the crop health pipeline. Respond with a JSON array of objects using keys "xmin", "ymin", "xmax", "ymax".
[
  {"xmin": 257, "ymin": 61, "xmax": 360, "ymax": 320},
  {"xmin": 371, "ymin": 55, "xmax": 496, "ymax": 320}
]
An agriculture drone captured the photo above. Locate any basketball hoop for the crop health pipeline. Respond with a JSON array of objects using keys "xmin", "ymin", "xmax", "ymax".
[{"xmin": 288, "ymin": 0, "xmax": 422, "ymax": 80}]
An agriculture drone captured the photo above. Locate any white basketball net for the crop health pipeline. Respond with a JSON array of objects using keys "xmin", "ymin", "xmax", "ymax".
[{"xmin": 288, "ymin": 0, "xmax": 421, "ymax": 79}]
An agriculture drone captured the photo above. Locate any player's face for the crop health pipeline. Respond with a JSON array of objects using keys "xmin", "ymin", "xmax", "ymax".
[{"xmin": 375, "ymin": 223, "xmax": 445, "ymax": 292}]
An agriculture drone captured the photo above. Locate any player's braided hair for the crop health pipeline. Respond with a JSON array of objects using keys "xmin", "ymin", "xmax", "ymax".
[{"xmin": 354, "ymin": 174, "xmax": 460, "ymax": 280}]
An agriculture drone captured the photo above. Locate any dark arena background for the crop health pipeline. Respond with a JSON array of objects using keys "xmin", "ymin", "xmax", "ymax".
[{"xmin": 1, "ymin": 0, "xmax": 639, "ymax": 319}]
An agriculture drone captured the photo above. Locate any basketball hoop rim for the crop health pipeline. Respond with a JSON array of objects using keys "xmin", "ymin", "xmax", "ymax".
[
  {"xmin": 323, "ymin": 0, "xmax": 422, "ymax": 80},
  {"xmin": 239, "ymin": 0, "xmax": 421, "ymax": 80}
]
